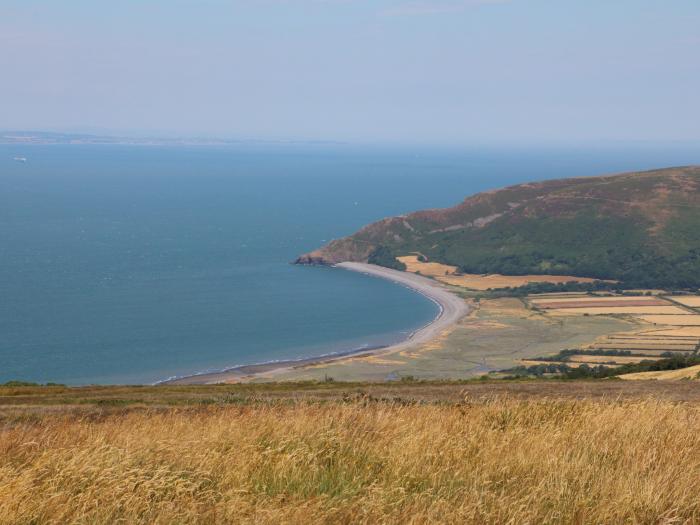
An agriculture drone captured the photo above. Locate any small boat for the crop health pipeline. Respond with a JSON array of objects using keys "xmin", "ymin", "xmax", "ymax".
[{"xmin": 13, "ymin": 157, "xmax": 27, "ymax": 163}]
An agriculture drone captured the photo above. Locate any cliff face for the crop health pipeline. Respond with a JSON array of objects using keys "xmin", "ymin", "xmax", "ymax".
[{"xmin": 296, "ymin": 166, "xmax": 700, "ymax": 288}]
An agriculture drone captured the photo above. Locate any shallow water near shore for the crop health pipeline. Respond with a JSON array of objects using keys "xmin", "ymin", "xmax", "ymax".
[{"xmin": 1, "ymin": 143, "xmax": 698, "ymax": 384}]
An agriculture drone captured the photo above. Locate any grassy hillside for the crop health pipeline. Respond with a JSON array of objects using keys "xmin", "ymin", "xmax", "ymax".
[
  {"xmin": 297, "ymin": 166, "xmax": 700, "ymax": 288},
  {"xmin": 3, "ymin": 382, "xmax": 700, "ymax": 523}
]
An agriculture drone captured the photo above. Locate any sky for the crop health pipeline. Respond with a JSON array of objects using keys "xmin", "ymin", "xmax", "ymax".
[{"xmin": 1, "ymin": 0, "xmax": 699, "ymax": 144}]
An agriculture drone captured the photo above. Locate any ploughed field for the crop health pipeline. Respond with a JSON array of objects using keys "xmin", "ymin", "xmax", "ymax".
[
  {"xmin": 521, "ymin": 293, "xmax": 700, "ymax": 374},
  {"xmin": 3, "ymin": 381, "xmax": 700, "ymax": 524}
]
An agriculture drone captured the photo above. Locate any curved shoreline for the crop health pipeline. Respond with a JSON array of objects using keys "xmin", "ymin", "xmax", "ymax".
[{"xmin": 163, "ymin": 263, "xmax": 470, "ymax": 385}]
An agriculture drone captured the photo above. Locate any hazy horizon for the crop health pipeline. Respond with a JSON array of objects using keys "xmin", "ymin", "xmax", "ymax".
[{"xmin": 2, "ymin": 0, "xmax": 699, "ymax": 145}]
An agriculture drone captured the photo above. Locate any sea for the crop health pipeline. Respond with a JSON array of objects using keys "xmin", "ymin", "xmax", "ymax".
[{"xmin": 1, "ymin": 142, "xmax": 698, "ymax": 384}]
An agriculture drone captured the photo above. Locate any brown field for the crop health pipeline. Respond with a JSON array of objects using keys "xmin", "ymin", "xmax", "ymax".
[
  {"xmin": 4, "ymin": 383, "xmax": 700, "ymax": 523},
  {"xmin": 668, "ymin": 296, "xmax": 700, "ymax": 307},
  {"xmin": 397, "ymin": 256, "xmax": 600, "ymax": 291},
  {"xmin": 534, "ymin": 299, "xmax": 670, "ymax": 309},
  {"xmin": 546, "ymin": 306, "xmax": 690, "ymax": 316},
  {"xmin": 640, "ymin": 315, "xmax": 700, "ymax": 326}
]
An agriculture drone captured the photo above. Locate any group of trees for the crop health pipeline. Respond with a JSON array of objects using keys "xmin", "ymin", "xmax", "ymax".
[{"xmin": 504, "ymin": 354, "xmax": 700, "ymax": 380}]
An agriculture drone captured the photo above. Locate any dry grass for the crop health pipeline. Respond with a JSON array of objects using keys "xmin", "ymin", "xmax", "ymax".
[
  {"xmin": 398, "ymin": 255, "xmax": 460, "ymax": 277},
  {"xmin": 640, "ymin": 315, "xmax": 700, "ymax": 326},
  {"xmin": 668, "ymin": 296, "xmax": 700, "ymax": 308},
  {"xmin": 3, "ymin": 397, "xmax": 700, "ymax": 524},
  {"xmin": 397, "ymin": 255, "xmax": 598, "ymax": 291},
  {"xmin": 647, "ymin": 327, "xmax": 700, "ymax": 337}
]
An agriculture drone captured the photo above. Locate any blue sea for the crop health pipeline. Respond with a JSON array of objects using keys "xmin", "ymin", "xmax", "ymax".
[{"xmin": 1, "ymin": 142, "xmax": 698, "ymax": 384}]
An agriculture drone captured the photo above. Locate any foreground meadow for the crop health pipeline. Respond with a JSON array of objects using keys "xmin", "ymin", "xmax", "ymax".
[{"xmin": 2, "ymin": 384, "xmax": 700, "ymax": 524}]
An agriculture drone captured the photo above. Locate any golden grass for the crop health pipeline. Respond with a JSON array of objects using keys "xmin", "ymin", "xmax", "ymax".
[
  {"xmin": 646, "ymin": 327, "xmax": 700, "ymax": 337},
  {"xmin": 620, "ymin": 364, "xmax": 700, "ymax": 381},
  {"xmin": 546, "ymin": 306, "xmax": 690, "ymax": 316},
  {"xmin": 397, "ymin": 255, "xmax": 598, "ymax": 291},
  {"xmin": 398, "ymin": 255, "xmax": 460, "ymax": 277},
  {"xmin": 4, "ymin": 399, "xmax": 700, "ymax": 523},
  {"xmin": 640, "ymin": 315, "xmax": 700, "ymax": 326},
  {"xmin": 668, "ymin": 296, "xmax": 700, "ymax": 307}
]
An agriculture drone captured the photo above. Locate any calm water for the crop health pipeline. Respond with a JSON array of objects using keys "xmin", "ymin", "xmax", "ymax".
[{"xmin": 1, "ymin": 143, "xmax": 698, "ymax": 384}]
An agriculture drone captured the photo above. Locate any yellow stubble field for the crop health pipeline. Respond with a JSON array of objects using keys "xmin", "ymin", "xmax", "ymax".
[
  {"xmin": 668, "ymin": 296, "xmax": 700, "ymax": 308},
  {"xmin": 397, "ymin": 256, "xmax": 601, "ymax": 291},
  {"xmin": 639, "ymin": 315, "xmax": 700, "ymax": 326}
]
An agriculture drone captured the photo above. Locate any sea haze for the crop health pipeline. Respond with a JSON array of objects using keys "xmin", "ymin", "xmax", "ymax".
[{"xmin": 1, "ymin": 143, "xmax": 698, "ymax": 384}]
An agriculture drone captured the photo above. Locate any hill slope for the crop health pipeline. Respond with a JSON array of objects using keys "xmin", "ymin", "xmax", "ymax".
[{"xmin": 296, "ymin": 166, "xmax": 700, "ymax": 288}]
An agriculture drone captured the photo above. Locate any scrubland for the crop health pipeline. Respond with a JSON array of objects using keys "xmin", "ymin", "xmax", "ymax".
[{"xmin": 3, "ymin": 383, "xmax": 700, "ymax": 524}]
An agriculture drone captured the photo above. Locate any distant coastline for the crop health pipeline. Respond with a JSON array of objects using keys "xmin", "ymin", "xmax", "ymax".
[
  {"xmin": 0, "ymin": 130, "xmax": 343, "ymax": 147},
  {"xmin": 163, "ymin": 263, "xmax": 470, "ymax": 385}
]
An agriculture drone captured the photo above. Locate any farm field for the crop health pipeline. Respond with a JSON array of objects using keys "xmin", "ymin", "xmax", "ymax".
[
  {"xmin": 669, "ymin": 296, "xmax": 700, "ymax": 307},
  {"xmin": 397, "ymin": 255, "xmax": 600, "ymax": 291},
  {"xmin": 523, "ymin": 292, "xmax": 591, "ymax": 298},
  {"xmin": 533, "ymin": 299, "xmax": 670, "ymax": 309},
  {"xmin": 529, "ymin": 296, "xmax": 666, "ymax": 306},
  {"xmin": 606, "ymin": 349, "xmax": 693, "ymax": 357},
  {"xmin": 649, "ymin": 327, "xmax": 700, "ymax": 337},
  {"xmin": 588, "ymin": 343, "xmax": 696, "ymax": 351},
  {"xmin": 640, "ymin": 315, "xmax": 700, "ymax": 326},
  {"xmin": 567, "ymin": 355, "xmax": 651, "ymax": 365},
  {"xmin": 619, "ymin": 364, "xmax": 700, "ymax": 381},
  {"xmin": 529, "ymin": 295, "xmax": 700, "ymax": 327},
  {"xmin": 520, "ymin": 360, "xmax": 620, "ymax": 368},
  {"xmin": 521, "ymin": 294, "xmax": 700, "ymax": 371},
  {"xmin": 370, "ymin": 259, "xmax": 700, "ymax": 376},
  {"xmin": 545, "ymin": 305, "xmax": 690, "ymax": 315}
]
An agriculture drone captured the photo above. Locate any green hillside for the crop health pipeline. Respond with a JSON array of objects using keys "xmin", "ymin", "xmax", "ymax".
[{"xmin": 296, "ymin": 166, "xmax": 700, "ymax": 288}]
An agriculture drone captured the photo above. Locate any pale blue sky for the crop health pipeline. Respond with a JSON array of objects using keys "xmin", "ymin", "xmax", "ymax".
[{"xmin": 1, "ymin": 0, "xmax": 699, "ymax": 144}]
